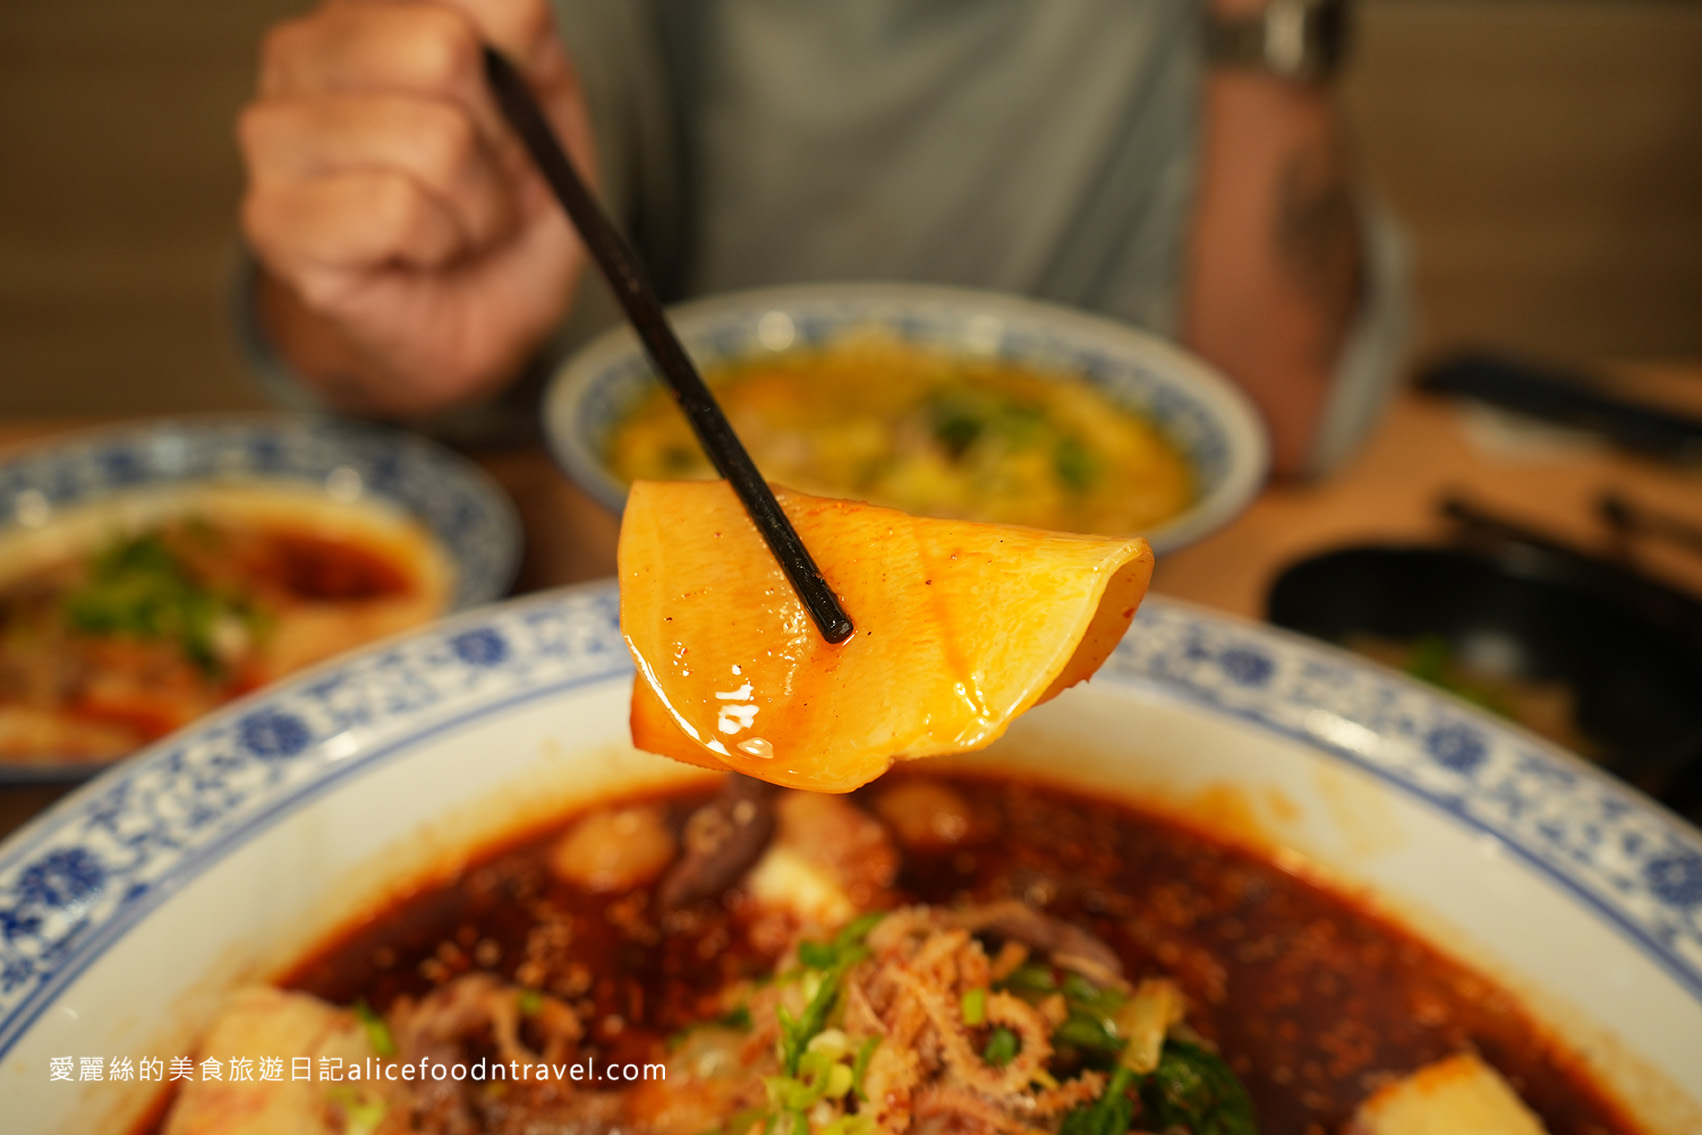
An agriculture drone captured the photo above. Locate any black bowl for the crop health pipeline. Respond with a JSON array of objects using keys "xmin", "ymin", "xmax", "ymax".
[{"xmin": 1266, "ymin": 545, "xmax": 1702, "ymax": 820}]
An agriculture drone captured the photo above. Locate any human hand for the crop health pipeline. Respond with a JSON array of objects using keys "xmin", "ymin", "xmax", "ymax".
[{"xmin": 238, "ymin": 0, "xmax": 594, "ymax": 414}]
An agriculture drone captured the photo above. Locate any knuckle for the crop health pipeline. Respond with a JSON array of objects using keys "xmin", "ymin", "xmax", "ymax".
[
  {"xmin": 410, "ymin": 6, "xmax": 481, "ymax": 91},
  {"xmin": 371, "ymin": 173, "xmax": 439, "ymax": 249},
  {"xmin": 417, "ymin": 102, "xmax": 480, "ymax": 185}
]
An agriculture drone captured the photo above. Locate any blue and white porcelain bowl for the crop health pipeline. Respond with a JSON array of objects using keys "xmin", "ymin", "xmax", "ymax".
[
  {"xmin": 0, "ymin": 416, "xmax": 520, "ymax": 780},
  {"xmin": 544, "ymin": 283, "xmax": 1269, "ymax": 554},
  {"xmin": 2, "ymin": 582, "xmax": 1699, "ymax": 1132}
]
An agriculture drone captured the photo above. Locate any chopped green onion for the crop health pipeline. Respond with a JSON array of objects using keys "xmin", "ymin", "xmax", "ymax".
[
  {"xmin": 779, "ymin": 913, "xmax": 886, "ymax": 1075},
  {"xmin": 1053, "ymin": 1012, "xmax": 1121, "ymax": 1055},
  {"xmin": 961, "ymin": 987, "xmax": 987, "ymax": 1026},
  {"xmin": 352, "ymin": 1000, "xmax": 395, "ymax": 1058},
  {"xmin": 998, "ymin": 962, "xmax": 1058, "ymax": 996},
  {"xmin": 517, "ymin": 989, "xmax": 544, "ymax": 1017},
  {"xmin": 717, "ymin": 1005, "xmax": 753, "ymax": 1031},
  {"xmin": 328, "ymin": 1086, "xmax": 387, "ymax": 1135},
  {"xmin": 821, "ymin": 1116, "xmax": 876, "ymax": 1135},
  {"xmin": 851, "ymin": 1036, "xmax": 880, "ymax": 1101},
  {"xmin": 983, "ymin": 1026, "xmax": 1021, "ymax": 1068},
  {"xmin": 62, "ymin": 531, "xmax": 265, "ymax": 675},
  {"xmin": 798, "ymin": 940, "xmax": 837, "ymax": 969}
]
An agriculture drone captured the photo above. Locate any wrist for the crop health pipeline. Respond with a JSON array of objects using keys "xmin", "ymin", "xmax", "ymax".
[{"xmin": 1205, "ymin": 0, "xmax": 1352, "ymax": 85}]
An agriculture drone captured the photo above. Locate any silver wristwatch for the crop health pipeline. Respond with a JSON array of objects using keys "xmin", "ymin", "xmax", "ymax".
[{"xmin": 1204, "ymin": 0, "xmax": 1351, "ymax": 83}]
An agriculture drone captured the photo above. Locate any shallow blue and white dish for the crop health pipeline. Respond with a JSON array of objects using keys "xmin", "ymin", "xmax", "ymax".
[
  {"xmin": 0, "ymin": 415, "xmax": 520, "ymax": 782},
  {"xmin": 1, "ymin": 581, "xmax": 1699, "ymax": 1132},
  {"xmin": 545, "ymin": 283, "xmax": 1269, "ymax": 555}
]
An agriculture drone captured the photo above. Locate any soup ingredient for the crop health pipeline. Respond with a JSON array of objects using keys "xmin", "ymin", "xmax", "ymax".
[
  {"xmin": 871, "ymin": 779, "xmax": 976, "ymax": 849},
  {"xmin": 549, "ymin": 805, "xmax": 677, "ymax": 892},
  {"xmin": 658, "ymin": 774, "xmax": 779, "ymax": 909},
  {"xmin": 744, "ymin": 791, "xmax": 897, "ymax": 926},
  {"xmin": 1136, "ymin": 1039, "xmax": 1259, "ymax": 1135},
  {"xmin": 62, "ymin": 532, "xmax": 265, "ymax": 675},
  {"xmin": 156, "ymin": 775, "xmax": 1627, "ymax": 1135},
  {"xmin": 161, "ymin": 986, "xmax": 377, "ymax": 1135},
  {"xmin": 0, "ymin": 486, "xmax": 449, "ymax": 763},
  {"xmin": 606, "ymin": 338, "xmax": 1194, "ymax": 537},
  {"xmin": 1348, "ymin": 634, "xmax": 1593, "ymax": 758},
  {"xmin": 1348, "ymin": 1052, "xmax": 1549, "ymax": 1135},
  {"xmin": 160, "ymin": 774, "xmax": 1639, "ymax": 1135},
  {"xmin": 618, "ymin": 481, "xmax": 1153, "ymax": 791}
]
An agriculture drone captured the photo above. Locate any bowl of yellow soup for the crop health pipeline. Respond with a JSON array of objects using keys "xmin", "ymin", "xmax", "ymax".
[{"xmin": 544, "ymin": 283, "xmax": 1267, "ymax": 552}]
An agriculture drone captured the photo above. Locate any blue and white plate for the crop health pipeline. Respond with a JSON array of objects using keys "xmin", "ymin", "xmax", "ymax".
[
  {"xmin": 0, "ymin": 416, "xmax": 520, "ymax": 781},
  {"xmin": 544, "ymin": 283, "xmax": 1269, "ymax": 555},
  {"xmin": 1, "ymin": 583, "xmax": 1699, "ymax": 1131}
]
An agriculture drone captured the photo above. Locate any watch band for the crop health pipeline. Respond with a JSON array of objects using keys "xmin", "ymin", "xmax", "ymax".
[{"xmin": 1205, "ymin": 0, "xmax": 1351, "ymax": 83}]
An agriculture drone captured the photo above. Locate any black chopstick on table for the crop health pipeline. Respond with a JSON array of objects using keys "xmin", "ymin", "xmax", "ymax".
[{"xmin": 483, "ymin": 46, "xmax": 854, "ymax": 645}]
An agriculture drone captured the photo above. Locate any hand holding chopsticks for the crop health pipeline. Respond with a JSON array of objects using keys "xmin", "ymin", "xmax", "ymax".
[{"xmin": 482, "ymin": 46, "xmax": 854, "ymax": 645}]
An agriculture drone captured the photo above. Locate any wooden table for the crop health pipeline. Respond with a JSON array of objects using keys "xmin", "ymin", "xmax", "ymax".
[
  {"xmin": 4, "ymin": 370, "xmax": 1700, "ymax": 837},
  {"xmin": 1158, "ymin": 366, "xmax": 1702, "ymax": 617}
]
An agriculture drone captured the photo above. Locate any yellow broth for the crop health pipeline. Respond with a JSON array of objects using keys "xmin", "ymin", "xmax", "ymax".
[{"xmin": 605, "ymin": 338, "xmax": 1194, "ymax": 536}]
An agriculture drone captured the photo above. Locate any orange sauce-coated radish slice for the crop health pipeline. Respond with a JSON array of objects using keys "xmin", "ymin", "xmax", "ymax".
[{"xmin": 619, "ymin": 481, "xmax": 1154, "ymax": 792}]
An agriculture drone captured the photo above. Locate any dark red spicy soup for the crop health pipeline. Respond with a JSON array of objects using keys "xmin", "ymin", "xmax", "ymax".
[{"xmin": 157, "ymin": 773, "xmax": 1640, "ymax": 1135}]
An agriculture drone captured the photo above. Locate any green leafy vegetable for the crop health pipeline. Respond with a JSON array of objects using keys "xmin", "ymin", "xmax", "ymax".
[
  {"xmin": 353, "ymin": 1000, "xmax": 395, "ymax": 1058},
  {"xmin": 797, "ymin": 939, "xmax": 838, "ymax": 970},
  {"xmin": 931, "ymin": 401, "xmax": 984, "ymax": 457},
  {"xmin": 927, "ymin": 388, "xmax": 1052, "ymax": 461},
  {"xmin": 63, "ymin": 532, "xmax": 262, "ymax": 673},
  {"xmin": 1402, "ymin": 635, "xmax": 1517, "ymax": 719},
  {"xmin": 1138, "ymin": 1038, "xmax": 1257, "ymax": 1135},
  {"xmin": 779, "ymin": 913, "xmax": 886, "ymax": 1075},
  {"xmin": 1047, "ymin": 970, "xmax": 1130, "ymax": 1057},
  {"xmin": 1047, "ymin": 968, "xmax": 1258, "ymax": 1135},
  {"xmin": 1059, "ymin": 1065, "xmax": 1135, "ymax": 1135},
  {"xmin": 1054, "ymin": 435, "xmax": 1102, "ymax": 492},
  {"xmin": 982, "ymin": 1025, "xmax": 1021, "ymax": 1068}
]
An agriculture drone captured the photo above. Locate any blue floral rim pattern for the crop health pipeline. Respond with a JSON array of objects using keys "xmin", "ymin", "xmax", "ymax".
[{"xmin": 0, "ymin": 584, "xmax": 1699, "ymax": 1064}]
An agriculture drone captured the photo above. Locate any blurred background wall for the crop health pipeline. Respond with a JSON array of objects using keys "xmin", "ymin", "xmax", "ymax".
[{"xmin": 1, "ymin": 0, "xmax": 1699, "ymax": 417}]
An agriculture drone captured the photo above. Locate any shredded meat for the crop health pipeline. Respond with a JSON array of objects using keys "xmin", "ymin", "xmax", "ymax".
[
  {"xmin": 826, "ymin": 907, "xmax": 1108, "ymax": 1135},
  {"xmin": 390, "ymin": 972, "xmax": 582, "ymax": 1066},
  {"xmin": 958, "ymin": 901, "xmax": 1126, "ymax": 989}
]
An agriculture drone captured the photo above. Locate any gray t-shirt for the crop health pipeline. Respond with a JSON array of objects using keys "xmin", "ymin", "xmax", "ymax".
[
  {"xmin": 562, "ymin": 0, "xmax": 1197, "ymax": 335},
  {"xmin": 554, "ymin": 0, "xmax": 1407, "ymax": 474}
]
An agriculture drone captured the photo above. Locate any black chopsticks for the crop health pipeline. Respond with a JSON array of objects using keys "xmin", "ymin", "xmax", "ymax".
[{"xmin": 483, "ymin": 46, "xmax": 853, "ymax": 644}]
